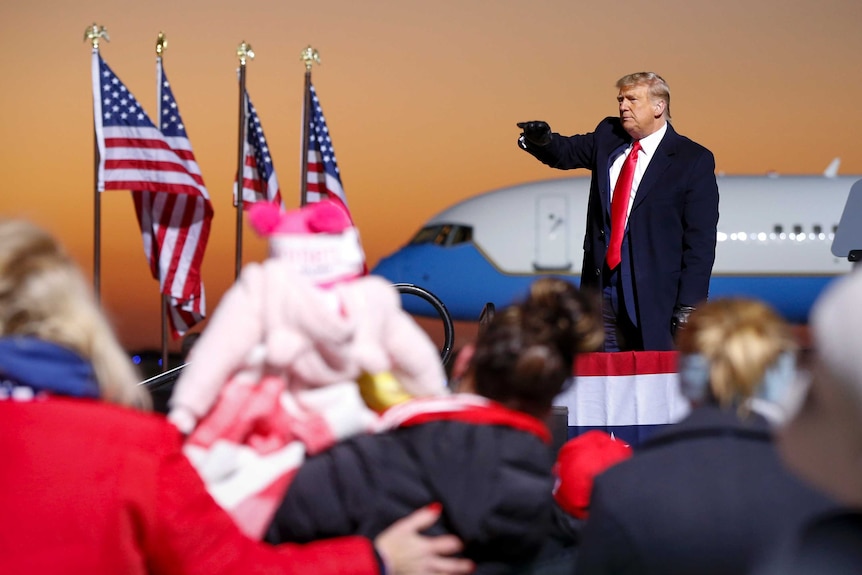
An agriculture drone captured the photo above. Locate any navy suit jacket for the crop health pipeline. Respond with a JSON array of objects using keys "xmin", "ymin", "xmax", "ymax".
[{"xmin": 523, "ymin": 117, "xmax": 719, "ymax": 350}]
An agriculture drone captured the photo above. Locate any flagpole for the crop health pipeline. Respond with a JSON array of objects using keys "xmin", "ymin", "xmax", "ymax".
[
  {"xmin": 92, "ymin": 130, "xmax": 101, "ymax": 299},
  {"xmin": 234, "ymin": 41, "xmax": 254, "ymax": 280},
  {"xmin": 85, "ymin": 23, "xmax": 109, "ymax": 300},
  {"xmin": 299, "ymin": 46, "xmax": 320, "ymax": 207},
  {"xmin": 156, "ymin": 32, "xmax": 170, "ymax": 372}
]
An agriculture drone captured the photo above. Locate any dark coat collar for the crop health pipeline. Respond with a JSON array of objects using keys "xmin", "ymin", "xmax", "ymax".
[
  {"xmin": 641, "ymin": 404, "xmax": 772, "ymax": 451},
  {"xmin": 631, "ymin": 121, "xmax": 678, "ymax": 210}
]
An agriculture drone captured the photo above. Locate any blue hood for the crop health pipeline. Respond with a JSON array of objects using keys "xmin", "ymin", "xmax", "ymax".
[{"xmin": 0, "ymin": 336, "xmax": 99, "ymax": 399}]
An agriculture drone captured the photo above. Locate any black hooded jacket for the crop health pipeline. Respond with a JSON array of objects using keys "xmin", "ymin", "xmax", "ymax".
[{"xmin": 266, "ymin": 398, "xmax": 556, "ymax": 574}]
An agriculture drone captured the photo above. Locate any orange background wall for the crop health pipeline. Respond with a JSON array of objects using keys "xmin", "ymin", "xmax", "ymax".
[{"xmin": 1, "ymin": 0, "xmax": 861, "ymax": 351}]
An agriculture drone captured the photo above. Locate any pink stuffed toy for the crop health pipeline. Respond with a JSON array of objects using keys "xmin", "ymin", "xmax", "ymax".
[{"xmin": 168, "ymin": 199, "xmax": 447, "ymax": 538}]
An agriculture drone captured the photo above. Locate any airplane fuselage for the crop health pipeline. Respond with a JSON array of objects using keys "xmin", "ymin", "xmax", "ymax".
[{"xmin": 373, "ymin": 175, "xmax": 858, "ymax": 323}]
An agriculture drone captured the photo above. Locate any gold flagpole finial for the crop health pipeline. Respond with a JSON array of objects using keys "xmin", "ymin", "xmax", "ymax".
[
  {"xmin": 300, "ymin": 46, "xmax": 321, "ymax": 70},
  {"xmin": 84, "ymin": 23, "xmax": 110, "ymax": 49},
  {"xmin": 156, "ymin": 31, "xmax": 167, "ymax": 56},
  {"xmin": 237, "ymin": 41, "xmax": 255, "ymax": 66}
]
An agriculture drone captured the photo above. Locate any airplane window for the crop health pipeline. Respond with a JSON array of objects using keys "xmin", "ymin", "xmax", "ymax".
[
  {"xmin": 448, "ymin": 226, "xmax": 473, "ymax": 245},
  {"xmin": 793, "ymin": 224, "xmax": 803, "ymax": 235},
  {"xmin": 408, "ymin": 224, "xmax": 474, "ymax": 247},
  {"xmin": 773, "ymin": 225, "xmax": 783, "ymax": 234},
  {"xmin": 410, "ymin": 226, "xmax": 443, "ymax": 245},
  {"xmin": 813, "ymin": 225, "xmax": 822, "ymax": 235},
  {"xmin": 434, "ymin": 225, "xmax": 454, "ymax": 245},
  {"xmin": 833, "ymin": 224, "xmax": 839, "ymax": 234}
]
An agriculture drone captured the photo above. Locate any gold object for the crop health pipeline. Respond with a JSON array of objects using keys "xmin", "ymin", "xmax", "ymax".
[
  {"xmin": 357, "ymin": 371, "xmax": 412, "ymax": 413},
  {"xmin": 84, "ymin": 23, "xmax": 110, "ymax": 49},
  {"xmin": 237, "ymin": 41, "xmax": 255, "ymax": 65},
  {"xmin": 156, "ymin": 31, "xmax": 167, "ymax": 56},
  {"xmin": 300, "ymin": 45, "xmax": 321, "ymax": 70}
]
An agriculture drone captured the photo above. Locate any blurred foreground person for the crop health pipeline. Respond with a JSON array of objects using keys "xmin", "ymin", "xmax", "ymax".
[
  {"xmin": 755, "ymin": 270, "xmax": 862, "ymax": 574},
  {"xmin": 267, "ymin": 277, "xmax": 603, "ymax": 574},
  {"xmin": 0, "ymin": 219, "xmax": 472, "ymax": 575},
  {"xmin": 575, "ymin": 298, "xmax": 836, "ymax": 575}
]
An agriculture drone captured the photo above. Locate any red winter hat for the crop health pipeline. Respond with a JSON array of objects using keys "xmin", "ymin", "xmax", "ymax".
[{"xmin": 553, "ymin": 430, "xmax": 632, "ymax": 519}]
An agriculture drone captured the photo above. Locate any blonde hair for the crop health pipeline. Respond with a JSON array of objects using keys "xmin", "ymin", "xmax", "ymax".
[
  {"xmin": 676, "ymin": 298, "xmax": 796, "ymax": 407},
  {"xmin": 616, "ymin": 71, "xmax": 672, "ymax": 121},
  {"xmin": 0, "ymin": 219, "xmax": 148, "ymax": 409}
]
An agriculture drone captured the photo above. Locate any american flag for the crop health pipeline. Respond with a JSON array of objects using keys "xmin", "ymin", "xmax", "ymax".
[
  {"xmin": 136, "ymin": 190, "xmax": 209, "ymax": 336},
  {"xmin": 234, "ymin": 93, "xmax": 282, "ymax": 207},
  {"xmin": 91, "ymin": 52, "xmax": 206, "ymax": 197},
  {"xmin": 305, "ymin": 84, "xmax": 349, "ymax": 211},
  {"xmin": 133, "ymin": 59, "xmax": 213, "ymax": 337},
  {"xmin": 90, "ymin": 51, "xmax": 211, "ymax": 337}
]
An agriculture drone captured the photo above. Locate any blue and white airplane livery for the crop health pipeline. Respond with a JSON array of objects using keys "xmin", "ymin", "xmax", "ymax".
[{"xmin": 373, "ymin": 164, "xmax": 859, "ymax": 324}]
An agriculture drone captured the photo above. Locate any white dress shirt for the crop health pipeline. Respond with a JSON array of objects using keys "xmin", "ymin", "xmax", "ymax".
[{"xmin": 609, "ymin": 121, "xmax": 668, "ymax": 221}]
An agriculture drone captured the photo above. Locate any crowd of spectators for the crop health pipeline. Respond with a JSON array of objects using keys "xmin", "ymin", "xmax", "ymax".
[{"xmin": 2, "ymin": 214, "xmax": 860, "ymax": 574}]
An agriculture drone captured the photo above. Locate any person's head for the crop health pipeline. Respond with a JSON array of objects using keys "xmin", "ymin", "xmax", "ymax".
[
  {"xmin": 778, "ymin": 271, "xmax": 862, "ymax": 506},
  {"xmin": 616, "ymin": 72, "xmax": 671, "ymax": 140},
  {"xmin": 455, "ymin": 277, "xmax": 602, "ymax": 419},
  {"xmin": 675, "ymin": 298, "xmax": 797, "ymax": 415},
  {"xmin": 553, "ymin": 430, "xmax": 632, "ymax": 520},
  {"xmin": 0, "ymin": 219, "xmax": 147, "ymax": 408}
]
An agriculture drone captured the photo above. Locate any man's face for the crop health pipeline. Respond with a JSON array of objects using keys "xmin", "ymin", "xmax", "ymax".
[
  {"xmin": 618, "ymin": 84, "xmax": 664, "ymax": 139},
  {"xmin": 777, "ymin": 361, "xmax": 862, "ymax": 506}
]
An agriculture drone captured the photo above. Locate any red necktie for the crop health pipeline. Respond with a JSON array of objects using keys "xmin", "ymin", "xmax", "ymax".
[{"xmin": 606, "ymin": 140, "xmax": 641, "ymax": 269}]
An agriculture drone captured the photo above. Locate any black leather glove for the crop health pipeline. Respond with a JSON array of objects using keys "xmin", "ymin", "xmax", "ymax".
[
  {"xmin": 671, "ymin": 305, "xmax": 696, "ymax": 336},
  {"xmin": 517, "ymin": 121, "xmax": 552, "ymax": 146}
]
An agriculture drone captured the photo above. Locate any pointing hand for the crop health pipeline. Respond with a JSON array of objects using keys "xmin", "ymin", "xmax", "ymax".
[{"xmin": 517, "ymin": 121, "xmax": 552, "ymax": 146}]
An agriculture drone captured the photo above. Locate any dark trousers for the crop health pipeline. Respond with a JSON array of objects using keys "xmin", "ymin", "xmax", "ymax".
[{"xmin": 601, "ymin": 265, "xmax": 642, "ymax": 352}]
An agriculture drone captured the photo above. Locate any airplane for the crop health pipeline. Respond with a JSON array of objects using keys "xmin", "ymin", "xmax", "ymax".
[{"xmin": 372, "ymin": 162, "xmax": 860, "ymax": 325}]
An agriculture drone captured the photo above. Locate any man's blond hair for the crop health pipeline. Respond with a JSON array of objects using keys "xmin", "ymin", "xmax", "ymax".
[{"xmin": 616, "ymin": 72, "xmax": 672, "ymax": 121}]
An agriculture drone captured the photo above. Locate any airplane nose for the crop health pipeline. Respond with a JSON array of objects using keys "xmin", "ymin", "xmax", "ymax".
[
  {"xmin": 371, "ymin": 253, "xmax": 410, "ymax": 282},
  {"xmin": 371, "ymin": 248, "xmax": 442, "ymax": 317},
  {"xmin": 372, "ymin": 252, "xmax": 433, "ymax": 292}
]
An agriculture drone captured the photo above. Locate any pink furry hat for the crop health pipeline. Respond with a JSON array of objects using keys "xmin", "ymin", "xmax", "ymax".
[{"xmin": 248, "ymin": 199, "xmax": 365, "ymax": 286}]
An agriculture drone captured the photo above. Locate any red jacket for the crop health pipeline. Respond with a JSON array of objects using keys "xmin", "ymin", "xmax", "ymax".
[{"xmin": 0, "ymin": 397, "xmax": 379, "ymax": 575}]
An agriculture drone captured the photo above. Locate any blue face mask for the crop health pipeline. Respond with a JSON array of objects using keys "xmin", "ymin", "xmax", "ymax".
[
  {"xmin": 678, "ymin": 351, "xmax": 798, "ymax": 410},
  {"xmin": 678, "ymin": 353, "xmax": 711, "ymax": 405},
  {"xmin": 758, "ymin": 352, "xmax": 797, "ymax": 404},
  {"xmin": 765, "ymin": 352, "xmax": 816, "ymax": 427}
]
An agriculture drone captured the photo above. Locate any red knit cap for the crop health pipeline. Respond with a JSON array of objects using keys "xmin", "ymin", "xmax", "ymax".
[{"xmin": 553, "ymin": 430, "xmax": 632, "ymax": 519}]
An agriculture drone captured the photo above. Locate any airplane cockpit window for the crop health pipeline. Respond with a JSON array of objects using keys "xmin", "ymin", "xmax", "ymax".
[
  {"xmin": 409, "ymin": 224, "xmax": 474, "ymax": 247},
  {"xmin": 448, "ymin": 226, "xmax": 473, "ymax": 245},
  {"xmin": 435, "ymin": 225, "xmax": 454, "ymax": 245},
  {"xmin": 410, "ymin": 226, "xmax": 444, "ymax": 245}
]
